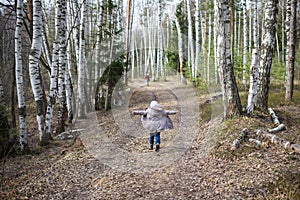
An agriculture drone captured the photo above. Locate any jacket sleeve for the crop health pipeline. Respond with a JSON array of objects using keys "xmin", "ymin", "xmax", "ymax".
[
  {"xmin": 165, "ymin": 110, "xmax": 177, "ymax": 115},
  {"xmin": 133, "ymin": 110, "xmax": 147, "ymax": 115}
]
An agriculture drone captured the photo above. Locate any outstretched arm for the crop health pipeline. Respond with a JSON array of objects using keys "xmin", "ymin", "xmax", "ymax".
[
  {"xmin": 165, "ymin": 110, "xmax": 177, "ymax": 115},
  {"xmin": 132, "ymin": 110, "xmax": 147, "ymax": 115}
]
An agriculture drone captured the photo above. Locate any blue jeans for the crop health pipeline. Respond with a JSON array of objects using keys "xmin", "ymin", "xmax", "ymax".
[{"xmin": 150, "ymin": 132, "xmax": 160, "ymax": 145}]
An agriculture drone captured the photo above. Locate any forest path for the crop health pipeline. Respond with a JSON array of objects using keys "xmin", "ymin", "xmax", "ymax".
[
  {"xmin": 0, "ymin": 76, "xmax": 247, "ymax": 199},
  {"xmin": 2, "ymin": 76, "xmax": 299, "ymax": 199},
  {"xmin": 76, "ymin": 76, "xmax": 205, "ymax": 171}
]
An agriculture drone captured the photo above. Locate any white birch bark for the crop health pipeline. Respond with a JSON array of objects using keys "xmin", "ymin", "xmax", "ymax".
[
  {"xmin": 187, "ymin": 0, "xmax": 195, "ymax": 79},
  {"xmin": 249, "ymin": 6, "xmax": 252, "ymax": 51},
  {"xmin": 174, "ymin": 15, "xmax": 185, "ymax": 83},
  {"xmin": 195, "ymin": 0, "xmax": 201, "ymax": 79},
  {"xmin": 207, "ymin": 13, "xmax": 212, "ymax": 84},
  {"xmin": 246, "ymin": 0, "xmax": 259, "ymax": 115},
  {"xmin": 131, "ymin": 32, "xmax": 135, "ymax": 78},
  {"xmin": 143, "ymin": 26, "xmax": 149, "ymax": 74},
  {"xmin": 156, "ymin": 0, "xmax": 165, "ymax": 80},
  {"xmin": 237, "ymin": 11, "xmax": 241, "ymax": 56},
  {"xmin": 56, "ymin": 0, "xmax": 67, "ymax": 133},
  {"xmin": 215, "ymin": 0, "xmax": 242, "ymax": 119},
  {"xmin": 285, "ymin": 0, "xmax": 297, "ymax": 101},
  {"xmin": 65, "ymin": 0, "xmax": 73, "ymax": 123},
  {"xmin": 214, "ymin": 0, "xmax": 219, "ymax": 84},
  {"xmin": 242, "ymin": 0, "xmax": 248, "ymax": 87},
  {"xmin": 65, "ymin": 51, "xmax": 73, "ymax": 123},
  {"xmin": 256, "ymin": 0, "xmax": 278, "ymax": 110},
  {"xmin": 72, "ymin": 0, "xmax": 80, "ymax": 68},
  {"xmin": 95, "ymin": 0, "xmax": 103, "ymax": 83},
  {"xmin": 275, "ymin": 32, "xmax": 280, "ymax": 60},
  {"xmin": 125, "ymin": 0, "xmax": 132, "ymax": 85},
  {"xmin": 45, "ymin": 0, "xmax": 60, "ymax": 136},
  {"xmin": 285, "ymin": 0, "xmax": 291, "ymax": 64},
  {"xmin": 29, "ymin": 0, "xmax": 50, "ymax": 144},
  {"xmin": 15, "ymin": 0, "xmax": 28, "ymax": 151},
  {"xmin": 78, "ymin": 0, "xmax": 87, "ymax": 118},
  {"xmin": 281, "ymin": 0, "xmax": 285, "ymax": 63}
]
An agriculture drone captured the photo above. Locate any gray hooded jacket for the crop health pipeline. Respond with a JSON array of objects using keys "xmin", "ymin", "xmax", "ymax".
[{"xmin": 133, "ymin": 101, "xmax": 175, "ymax": 133}]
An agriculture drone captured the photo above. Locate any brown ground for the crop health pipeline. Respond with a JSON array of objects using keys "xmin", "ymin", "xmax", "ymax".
[{"xmin": 1, "ymin": 77, "xmax": 300, "ymax": 200}]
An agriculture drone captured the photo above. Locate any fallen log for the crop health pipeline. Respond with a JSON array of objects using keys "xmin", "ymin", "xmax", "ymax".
[
  {"xmin": 268, "ymin": 123, "xmax": 285, "ymax": 133},
  {"xmin": 268, "ymin": 108, "xmax": 280, "ymax": 126},
  {"xmin": 256, "ymin": 130, "xmax": 300, "ymax": 154},
  {"xmin": 231, "ymin": 128, "xmax": 249, "ymax": 150},
  {"xmin": 248, "ymin": 138, "xmax": 270, "ymax": 148}
]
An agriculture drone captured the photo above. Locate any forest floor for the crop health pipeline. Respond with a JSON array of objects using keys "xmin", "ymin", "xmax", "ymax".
[{"xmin": 1, "ymin": 76, "xmax": 300, "ymax": 200}]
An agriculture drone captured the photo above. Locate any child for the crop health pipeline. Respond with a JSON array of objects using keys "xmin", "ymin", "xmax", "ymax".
[
  {"xmin": 145, "ymin": 73, "xmax": 150, "ymax": 86},
  {"xmin": 133, "ymin": 100, "xmax": 176, "ymax": 152}
]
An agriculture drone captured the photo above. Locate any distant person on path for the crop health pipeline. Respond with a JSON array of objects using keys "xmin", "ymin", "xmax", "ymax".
[
  {"xmin": 133, "ymin": 100, "xmax": 176, "ymax": 152},
  {"xmin": 145, "ymin": 73, "xmax": 150, "ymax": 86}
]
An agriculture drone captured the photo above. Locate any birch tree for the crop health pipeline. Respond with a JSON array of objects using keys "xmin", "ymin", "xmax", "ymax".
[
  {"xmin": 195, "ymin": 0, "xmax": 201, "ymax": 81},
  {"xmin": 206, "ymin": 12, "xmax": 212, "ymax": 84},
  {"xmin": 246, "ymin": 0, "xmax": 259, "ymax": 115},
  {"xmin": 29, "ymin": 0, "xmax": 50, "ymax": 144},
  {"xmin": 214, "ymin": 0, "xmax": 219, "ymax": 84},
  {"xmin": 72, "ymin": 0, "xmax": 80, "ymax": 66},
  {"xmin": 256, "ymin": 0, "xmax": 278, "ymax": 110},
  {"xmin": 174, "ymin": 15, "xmax": 185, "ymax": 82},
  {"xmin": 56, "ymin": 0, "xmax": 67, "ymax": 133},
  {"xmin": 285, "ymin": 0, "xmax": 291, "ymax": 63},
  {"xmin": 187, "ymin": 0, "xmax": 195, "ymax": 79},
  {"xmin": 95, "ymin": 0, "xmax": 103, "ymax": 89},
  {"xmin": 78, "ymin": 0, "xmax": 87, "ymax": 118},
  {"xmin": 285, "ymin": 0, "xmax": 297, "ymax": 101},
  {"xmin": 125, "ymin": 0, "xmax": 131, "ymax": 85},
  {"xmin": 215, "ymin": 0, "xmax": 242, "ymax": 119},
  {"xmin": 242, "ymin": 0, "xmax": 248, "ymax": 87},
  {"xmin": 15, "ymin": 0, "xmax": 28, "ymax": 151},
  {"xmin": 45, "ymin": 0, "xmax": 60, "ymax": 137},
  {"xmin": 156, "ymin": 0, "xmax": 165, "ymax": 80},
  {"xmin": 65, "ymin": 1, "xmax": 74, "ymax": 123}
]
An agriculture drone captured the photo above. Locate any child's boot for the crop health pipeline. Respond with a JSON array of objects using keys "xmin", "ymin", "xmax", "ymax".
[
  {"xmin": 149, "ymin": 144, "xmax": 153, "ymax": 150},
  {"xmin": 155, "ymin": 144, "xmax": 160, "ymax": 152}
]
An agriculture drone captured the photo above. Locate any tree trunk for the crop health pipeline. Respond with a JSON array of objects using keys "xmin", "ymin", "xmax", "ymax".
[
  {"xmin": 256, "ymin": 0, "xmax": 278, "ymax": 111},
  {"xmin": 78, "ymin": 0, "xmax": 87, "ymax": 118},
  {"xmin": 285, "ymin": 0, "xmax": 297, "ymax": 101},
  {"xmin": 242, "ymin": 0, "xmax": 248, "ymax": 88},
  {"xmin": 156, "ymin": 0, "xmax": 165, "ymax": 80},
  {"xmin": 215, "ymin": 0, "xmax": 242, "ymax": 119},
  {"xmin": 187, "ymin": 0, "xmax": 195, "ymax": 79},
  {"xmin": 29, "ymin": 0, "xmax": 49, "ymax": 144},
  {"xmin": 207, "ymin": 13, "xmax": 212, "ymax": 84},
  {"xmin": 45, "ymin": 0, "xmax": 60, "ymax": 137},
  {"xmin": 125, "ymin": 0, "xmax": 131, "ymax": 85},
  {"xmin": 65, "ymin": 1, "xmax": 74, "ymax": 123},
  {"xmin": 0, "ymin": 78, "xmax": 10, "ymax": 156},
  {"xmin": 246, "ymin": 0, "xmax": 259, "ymax": 115},
  {"xmin": 230, "ymin": 0, "xmax": 235, "ymax": 69},
  {"xmin": 56, "ymin": 0, "xmax": 67, "ymax": 134},
  {"xmin": 174, "ymin": 16, "xmax": 185, "ymax": 83},
  {"xmin": 15, "ymin": 0, "xmax": 29, "ymax": 151},
  {"xmin": 195, "ymin": 0, "xmax": 201, "ymax": 80},
  {"xmin": 214, "ymin": 0, "xmax": 219, "ymax": 84},
  {"xmin": 27, "ymin": 0, "xmax": 33, "ymax": 40}
]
